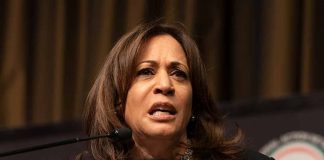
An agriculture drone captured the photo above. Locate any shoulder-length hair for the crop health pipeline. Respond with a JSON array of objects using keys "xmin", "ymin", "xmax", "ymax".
[{"xmin": 84, "ymin": 21, "xmax": 243, "ymax": 160}]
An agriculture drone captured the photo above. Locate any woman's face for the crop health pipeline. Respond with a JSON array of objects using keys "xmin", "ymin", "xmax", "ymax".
[{"xmin": 125, "ymin": 35, "xmax": 192, "ymax": 140}]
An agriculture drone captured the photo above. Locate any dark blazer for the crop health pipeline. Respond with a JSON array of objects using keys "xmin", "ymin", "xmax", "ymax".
[{"xmin": 76, "ymin": 149, "xmax": 275, "ymax": 160}]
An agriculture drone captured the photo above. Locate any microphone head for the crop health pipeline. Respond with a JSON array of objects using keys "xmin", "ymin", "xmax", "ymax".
[{"xmin": 112, "ymin": 127, "xmax": 132, "ymax": 141}]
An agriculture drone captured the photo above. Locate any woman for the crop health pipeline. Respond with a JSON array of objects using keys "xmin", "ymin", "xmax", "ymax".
[{"xmin": 81, "ymin": 21, "xmax": 273, "ymax": 160}]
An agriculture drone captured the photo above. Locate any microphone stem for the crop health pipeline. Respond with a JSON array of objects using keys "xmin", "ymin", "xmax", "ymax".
[{"xmin": 0, "ymin": 134, "xmax": 110, "ymax": 157}]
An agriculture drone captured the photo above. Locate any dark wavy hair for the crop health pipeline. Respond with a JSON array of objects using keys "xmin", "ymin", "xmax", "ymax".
[{"xmin": 82, "ymin": 21, "xmax": 243, "ymax": 160}]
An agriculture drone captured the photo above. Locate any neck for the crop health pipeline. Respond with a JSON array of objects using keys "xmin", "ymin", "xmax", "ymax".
[{"xmin": 130, "ymin": 134, "xmax": 189, "ymax": 159}]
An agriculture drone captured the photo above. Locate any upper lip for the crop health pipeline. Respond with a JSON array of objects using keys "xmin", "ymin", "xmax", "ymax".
[{"xmin": 148, "ymin": 102, "xmax": 177, "ymax": 115}]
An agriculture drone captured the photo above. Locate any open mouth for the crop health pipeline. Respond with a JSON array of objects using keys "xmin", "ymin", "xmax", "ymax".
[{"xmin": 148, "ymin": 102, "xmax": 177, "ymax": 116}]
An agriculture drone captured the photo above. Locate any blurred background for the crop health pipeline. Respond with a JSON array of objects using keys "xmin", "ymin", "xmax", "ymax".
[{"xmin": 0, "ymin": 0, "xmax": 324, "ymax": 159}]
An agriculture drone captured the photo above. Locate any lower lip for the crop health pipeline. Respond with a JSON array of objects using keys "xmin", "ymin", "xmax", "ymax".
[{"xmin": 148, "ymin": 113, "xmax": 176, "ymax": 121}]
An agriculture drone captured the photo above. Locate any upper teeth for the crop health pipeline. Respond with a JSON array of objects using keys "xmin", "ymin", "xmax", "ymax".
[
  {"xmin": 157, "ymin": 108, "xmax": 168, "ymax": 112},
  {"xmin": 152, "ymin": 110, "xmax": 172, "ymax": 116},
  {"xmin": 151, "ymin": 108, "xmax": 174, "ymax": 115}
]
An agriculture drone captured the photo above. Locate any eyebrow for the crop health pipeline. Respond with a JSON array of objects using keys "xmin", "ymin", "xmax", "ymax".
[{"xmin": 137, "ymin": 60, "xmax": 189, "ymax": 70}]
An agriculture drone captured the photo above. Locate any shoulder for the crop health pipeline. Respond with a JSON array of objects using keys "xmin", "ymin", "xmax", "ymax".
[{"xmin": 243, "ymin": 149, "xmax": 275, "ymax": 160}]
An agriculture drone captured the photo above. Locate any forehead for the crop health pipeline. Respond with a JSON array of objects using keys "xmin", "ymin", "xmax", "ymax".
[{"xmin": 137, "ymin": 34, "xmax": 188, "ymax": 65}]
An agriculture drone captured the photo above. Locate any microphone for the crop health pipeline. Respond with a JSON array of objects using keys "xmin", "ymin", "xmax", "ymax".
[{"xmin": 0, "ymin": 127, "xmax": 132, "ymax": 157}]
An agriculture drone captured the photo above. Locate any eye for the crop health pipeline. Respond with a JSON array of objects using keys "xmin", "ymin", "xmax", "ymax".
[
  {"xmin": 171, "ymin": 69, "xmax": 188, "ymax": 80},
  {"xmin": 137, "ymin": 68, "xmax": 154, "ymax": 76}
]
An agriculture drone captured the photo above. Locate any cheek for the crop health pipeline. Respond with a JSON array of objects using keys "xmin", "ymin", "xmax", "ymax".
[
  {"xmin": 124, "ymin": 84, "xmax": 149, "ymax": 122},
  {"xmin": 178, "ymin": 85, "xmax": 193, "ymax": 115},
  {"xmin": 182, "ymin": 85, "xmax": 192, "ymax": 106},
  {"xmin": 124, "ymin": 87, "xmax": 136, "ymax": 124}
]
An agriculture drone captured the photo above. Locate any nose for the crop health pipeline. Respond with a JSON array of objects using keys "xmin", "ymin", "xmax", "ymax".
[{"xmin": 154, "ymin": 71, "xmax": 175, "ymax": 96}]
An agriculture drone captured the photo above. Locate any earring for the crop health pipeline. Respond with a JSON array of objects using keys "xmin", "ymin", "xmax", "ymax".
[
  {"xmin": 190, "ymin": 115, "xmax": 196, "ymax": 122},
  {"xmin": 187, "ymin": 115, "xmax": 197, "ymax": 138}
]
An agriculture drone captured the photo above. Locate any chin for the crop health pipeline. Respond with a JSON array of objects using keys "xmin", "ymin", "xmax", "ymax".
[{"xmin": 144, "ymin": 125, "xmax": 182, "ymax": 138}]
